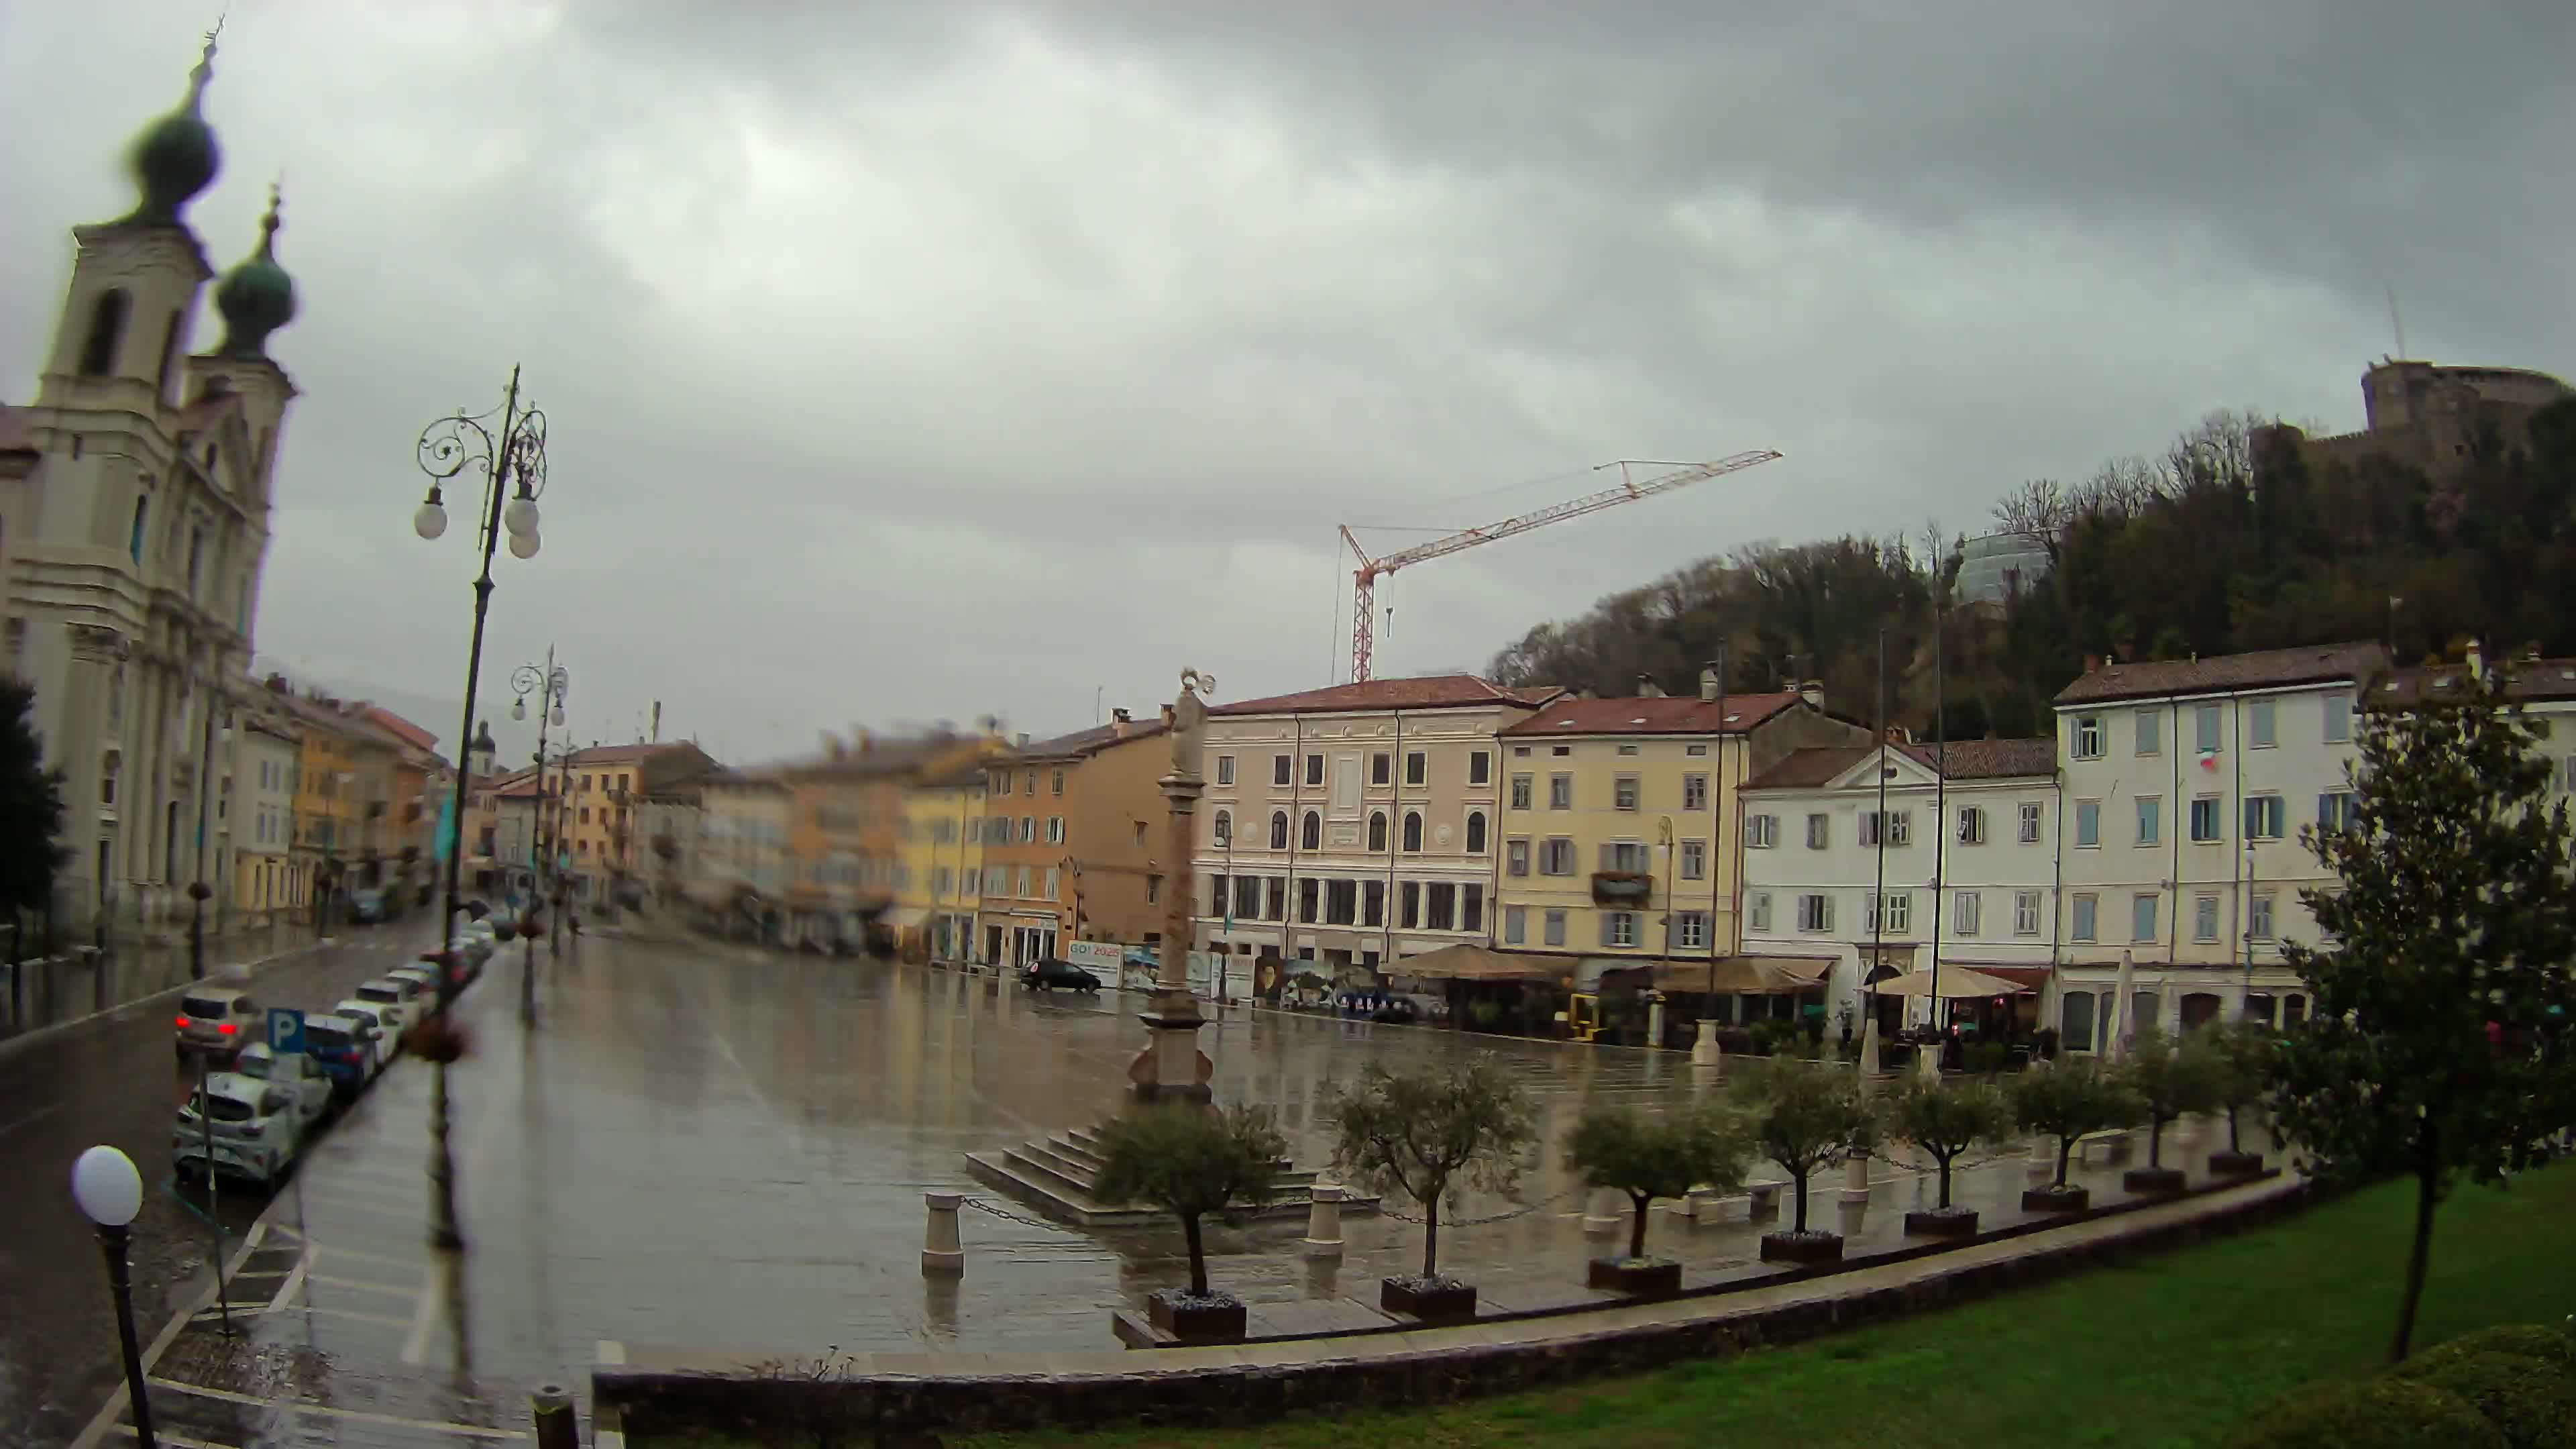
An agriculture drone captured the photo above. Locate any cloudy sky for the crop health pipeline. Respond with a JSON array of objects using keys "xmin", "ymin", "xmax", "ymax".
[{"xmin": 6, "ymin": 1, "xmax": 2569, "ymax": 765}]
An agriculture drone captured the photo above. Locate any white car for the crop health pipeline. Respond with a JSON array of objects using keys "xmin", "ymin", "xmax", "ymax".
[
  {"xmin": 227, "ymin": 1042, "xmax": 333, "ymax": 1129},
  {"xmin": 174, "ymin": 1073, "xmax": 303, "ymax": 1185},
  {"xmin": 351, "ymin": 977, "xmax": 425, "ymax": 1034},
  {"xmin": 334, "ymin": 1001, "xmax": 401, "ymax": 1066},
  {"xmin": 388, "ymin": 965, "xmax": 443, "ymax": 998}
]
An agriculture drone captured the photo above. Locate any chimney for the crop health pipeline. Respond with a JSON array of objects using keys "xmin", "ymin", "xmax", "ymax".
[
  {"xmin": 1160, "ymin": 703, "xmax": 1176, "ymax": 729},
  {"xmin": 1637, "ymin": 675, "xmax": 1664, "ymax": 698},
  {"xmin": 2466, "ymin": 639, "xmax": 2485, "ymax": 680},
  {"xmin": 1798, "ymin": 679, "xmax": 1825, "ymax": 712},
  {"xmin": 1699, "ymin": 667, "xmax": 1720, "ymax": 702},
  {"xmin": 1016, "ymin": 732, "xmax": 1030, "ymax": 749},
  {"xmin": 2083, "ymin": 653, "xmax": 2103, "ymax": 674},
  {"xmin": 857, "ymin": 729, "xmax": 873, "ymax": 753},
  {"xmin": 1111, "ymin": 707, "xmax": 1132, "ymax": 740}
]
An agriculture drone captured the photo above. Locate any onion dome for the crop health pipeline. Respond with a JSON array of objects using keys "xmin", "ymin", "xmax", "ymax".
[
  {"xmin": 213, "ymin": 185, "xmax": 297, "ymax": 359},
  {"xmin": 121, "ymin": 32, "xmax": 223, "ymax": 225}
]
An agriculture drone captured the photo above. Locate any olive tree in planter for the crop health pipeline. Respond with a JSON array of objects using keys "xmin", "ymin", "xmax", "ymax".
[
  {"xmin": 1741, "ymin": 1058, "xmax": 1878, "ymax": 1265},
  {"xmin": 1880, "ymin": 1073, "xmax": 2016, "ymax": 1238},
  {"xmin": 2011, "ymin": 1061, "xmax": 2143, "ymax": 1212},
  {"xmin": 2118, "ymin": 1026, "xmax": 2224, "ymax": 1195},
  {"xmin": 1328, "ymin": 1055, "xmax": 1536, "ymax": 1324},
  {"xmin": 1566, "ymin": 1102, "xmax": 1748, "ymax": 1297},
  {"xmin": 2204, "ymin": 1018, "xmax": 2279, "ymax": 1177},
  {"xmin": 1091, "ymin": 1104, "xmax": 1285, "ymax": 1344}
]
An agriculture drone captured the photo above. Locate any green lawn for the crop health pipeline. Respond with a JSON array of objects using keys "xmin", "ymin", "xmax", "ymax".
[{"xmin": 647, "ymin": 1165, "xmax": 2576, "ymax": 1449}]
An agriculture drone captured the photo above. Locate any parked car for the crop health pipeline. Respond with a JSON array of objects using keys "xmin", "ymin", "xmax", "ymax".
[
  {"xmin": 173, "ymin": 1073, "xmax": 303, "ymax": 1186},
  {"xmin": 1022, "ymin": 959, "xmax": 1102, "ymax": 993},
  {"xmin": 349, "ymin": 887, "xmax": 390, "ymax": 924},
  {"xmin": 227, "ymin": 1041, "xmax": 333, "ymax": 1128},
  {"xmin": 300, "ymin": 1014, "xmax": 378, "ymax": 1100},
  {"xmin": 388, "ymin": 965, "xmax": 445, "ymax": 1002},
  {"xmin": 174, "ymin": 987, "xmax": 262, "ymax": 1063},
  {"xmin": 352, "ymin": 977, "xmax": 425, "ymax": 1035},
  {"xmin": 333, "ymin": 1001, "xmax": 399, "ymax": 1070}
]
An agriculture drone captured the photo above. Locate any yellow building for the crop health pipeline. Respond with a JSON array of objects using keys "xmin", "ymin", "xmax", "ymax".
[
  {"xmin": 896, "ymin": 763, "xmax": 989, "ymax": 961},
  {"xmin": 278, "ymin": 693, "xmax": 362, "ymax": 910},
  {"xmin": 1491, "ymin": 676, "xmax": 1868, "ymax": 981}
]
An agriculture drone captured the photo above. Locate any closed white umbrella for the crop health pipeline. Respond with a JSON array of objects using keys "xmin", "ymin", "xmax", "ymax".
[{"xmin": 2110, "ymin": 949, "xmax": 2137, "ymax": 1061}]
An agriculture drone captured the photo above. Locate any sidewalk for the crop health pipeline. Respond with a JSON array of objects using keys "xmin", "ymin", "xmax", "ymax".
[{"xmin": 0, "ymin": 921, "xmax": 339, "ymax": 1053}]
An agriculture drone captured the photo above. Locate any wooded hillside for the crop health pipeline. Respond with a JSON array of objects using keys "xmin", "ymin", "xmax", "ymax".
[{"xmin": 1486, "ymin": 398, "xmax": 2576, "ymax": 739}]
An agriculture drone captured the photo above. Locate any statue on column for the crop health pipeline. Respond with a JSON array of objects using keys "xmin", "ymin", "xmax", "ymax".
[{"xmin": 1169, "ymin": 668, "xmax": 1215, "ymax": 779}]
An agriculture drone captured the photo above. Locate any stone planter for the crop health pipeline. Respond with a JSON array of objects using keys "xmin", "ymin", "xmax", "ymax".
[
  {"xmin": 1146, "ymin": 1289, "xmax": 1246, "ymax": 1345},
  {"xmin": 2208, "ymin": 1150, "xmax": 2265, "ymax": 1179},
  {"xmin": 1586, "ymin": 1256, "xmax": 1682, "ymax": 1297},
  {"xmin": 1902, "ymin": 1206, "xmax": 1980, "ymax": 1239},
  {"xmin": 1758, "ymin": 1230, "xmax": 1844, "ymax": 1265},
  {"xmin": 2122, "ymin": 1166, "xmax": 2187, "ymax": 1196},
  {"xmin": 1379, "ymin": 1275, "xmax": 1479, "ymax": 1324},
  {"xmin": 2021, "ymin": 1185, "xmax": 2090, "ymax": 1213}
]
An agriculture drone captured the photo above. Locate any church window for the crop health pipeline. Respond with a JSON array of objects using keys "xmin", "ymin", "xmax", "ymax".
[
  {"xmin": 187, "ymin": 528, "xmax": 205, "ymax": 596},
  {"xmin": 155, "ymin": 310, "xmax": 182, "ymax": 398},
  {"xmin": 129, "ymin": 496, "xmax": 149, "ymax": 565},
  {"xmin": 79, "ymin": 290, "xmax": 130, "ymax": 376}
]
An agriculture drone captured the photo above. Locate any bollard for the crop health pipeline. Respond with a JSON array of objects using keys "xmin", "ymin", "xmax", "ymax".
[
  {"xmin": 922, "ymin": 1191, "xmax": 965, "ymax": 1275},
  {"xmin": 529, "ymin": 1383, "xmax": 578, "ymax": 1449},
  {"xmin": 1582, "ymin": 1186, "xmax": 1623, "ymax": 1236},
  {"xmin": 1690, "ymin": 1020, "xmax": 1722, "ymax": 1068},
  {"xmin": 1300, "ymin": 1182, "xmax": 1345, "ymax": 1258}
]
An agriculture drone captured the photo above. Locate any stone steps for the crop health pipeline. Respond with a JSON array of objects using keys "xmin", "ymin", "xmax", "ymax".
[{"xmin": 965, "ymin": 1121, "xmax": 1375, "ymax": 1229}]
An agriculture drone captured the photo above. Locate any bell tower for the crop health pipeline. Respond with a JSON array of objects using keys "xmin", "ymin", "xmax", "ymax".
[{"xmin": 34, "ymin": 30, "xmax": 223, "ymax": 419}]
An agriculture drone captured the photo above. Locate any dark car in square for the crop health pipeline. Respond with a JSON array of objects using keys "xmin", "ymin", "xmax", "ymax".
[{"xmin": 1021, "ymin": 959, "xmax": 1102, "ymax": 993}]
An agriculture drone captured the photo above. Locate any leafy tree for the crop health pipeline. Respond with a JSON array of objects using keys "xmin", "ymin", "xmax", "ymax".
[
  {"xmin": 2120, "ymin": 1026, "xmax": 2224, "ymax": 1169},
  {"xmin": 1328, "ymin": 1057, "xmax": 1536, "ymax": 1283},
  {"xmin": 1093, "ymin": 1104, "xmax": 1286, "ymax": 1299},
  {"xmin": 1740, "ymin": 1059, "xmax": 1878, "ymax": 1233},
  {"xmin": 2205, "ymin": 1018, "xmax": 2282, "ymax": 1156},
  {"xmin": 1565, "ymin": 1102, "xmax": 1748, "ymax": 1262},
  {"xmin": 2273, "ymin": 662, "xmax": 2576, "ymax": 1362},
  {"xmin": 1879, "ymin": 1074, "xmax": 2015, "ymax": 1211},
  {"xmin": 2012, "ymin": 1061, "xmax": 2143, "ymax": 1191},
  {"xmin": 0, "ymin": 676, "xmax": 69, "ymax": 921}
]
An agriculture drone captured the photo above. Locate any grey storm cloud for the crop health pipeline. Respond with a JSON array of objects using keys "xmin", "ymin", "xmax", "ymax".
[{"xmin": 3, "ymin": 0, "xmax": 2568, "ymax": 766}]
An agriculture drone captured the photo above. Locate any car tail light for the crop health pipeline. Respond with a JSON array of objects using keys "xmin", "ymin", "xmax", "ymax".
[
  {"xmin": 217, "ymin": 1022, "xmax": 237, "ymax": 1035},
  {"xmin": 176, "ymin": 1015, "xmax": 191, "ymax": 1028}
]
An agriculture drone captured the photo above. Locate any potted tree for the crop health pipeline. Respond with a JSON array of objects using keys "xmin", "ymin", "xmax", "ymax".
[
  {"xmin": 2205, "ymin": 1018, "xmax": 2278, "ymax": 1177},
  {"xmin": 1741, "ymin": 1059, "xmax": 1877, "ymax": 1264},
  {"xmin": 1091, "ymin": 1104, "xmax": 1285, "ymax": 1344},
  {"xmin": 2118, "ymin": 1026, "xmax": 2222, "ymax": 1195},
  {"xmin": 1881, "ymin": 1073, "xmax": 2016, "ymax": 1238},
  {"xmin": 2012, "ymin": 1061, "xmax": 2142, "ymax": 1212},
  {"xmin": 1328, "ymin": 1057, "xmax": 1536, "ymax": 1324},
  {"xmin": 1566, "ymin": 1102, "xmax": 1748, "ymax": 1297}
]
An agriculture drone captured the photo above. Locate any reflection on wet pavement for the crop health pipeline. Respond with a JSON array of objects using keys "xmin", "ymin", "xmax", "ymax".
[{"xmin": 89, "ymin": 935, "xmax": 2249, "ymax": 1446}]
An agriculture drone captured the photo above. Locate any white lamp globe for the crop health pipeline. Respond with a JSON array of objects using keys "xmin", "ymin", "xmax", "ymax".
[
  {"xmin": 512, "ymin": 698, "xmax": 527, "ymax": 722},
  {"xmin": 550, "ymin": 704, "xmax": 565, "ymax": 727},
  {"xmin": 507, "ymin": 529, "xmax": 541, "ymax": 561},
  {"xmin": 503, "ymin": 496, "xmax": 540, "ymax": 537},
  {"xmin": 71, "ymin": 1145, "xmax": 143, "ymax": 1227},
  {"xmin": 413, "ymin": 500, "xmax": 449, "ymax": 541}
]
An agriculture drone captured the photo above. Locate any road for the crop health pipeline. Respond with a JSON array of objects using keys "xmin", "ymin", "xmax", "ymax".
[{"xmin": 0, "ymin": 922, "xmax": 439, "ymax": 1446}]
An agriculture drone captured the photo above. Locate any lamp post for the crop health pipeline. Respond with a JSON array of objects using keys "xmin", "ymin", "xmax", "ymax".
[
  {"xmin": 413, "ymin": 367, "xmax": 549, "ymax": 1252},
  {"xmin": 511, "ymin": 653, "xmax": 568, "ymax": 1023},
  {"xmin": 71, "ymin": 1146, "xmax": 156, "ymax": 1449}
]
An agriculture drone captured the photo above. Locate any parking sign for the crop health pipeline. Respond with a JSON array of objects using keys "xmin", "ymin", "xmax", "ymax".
[{"xmin": 266, "ymin": 1007, "xmax": 306, "ymax": 1055}]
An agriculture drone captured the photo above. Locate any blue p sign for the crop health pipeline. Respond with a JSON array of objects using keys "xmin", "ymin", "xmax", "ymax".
[{"xmin": 266, "ymin": 1007, "xmax": 306, "ymax": 1055}]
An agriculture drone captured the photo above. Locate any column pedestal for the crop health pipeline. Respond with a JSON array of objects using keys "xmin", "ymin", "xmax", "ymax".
[{"xmin": 1130, "ymin": 757, "xmax": 1214, "ymax": 1104}]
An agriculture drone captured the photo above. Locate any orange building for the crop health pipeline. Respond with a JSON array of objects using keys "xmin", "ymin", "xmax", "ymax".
[{"xmin": 976, "ymin": 708, "xmax": 1171, "ymax": 966}]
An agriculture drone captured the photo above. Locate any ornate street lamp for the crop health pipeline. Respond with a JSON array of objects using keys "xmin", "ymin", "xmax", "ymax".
[
  {"xmin": 412, "ymin": 367, "xmax": 550, "ymax": 1252},
  {"xmin": 510, "ymin": 650, "xmax": 568, "ymax": 1024},
  {"xmin": 71, "ymin": 1146, "xmax": 156, "ymax": 1449}
]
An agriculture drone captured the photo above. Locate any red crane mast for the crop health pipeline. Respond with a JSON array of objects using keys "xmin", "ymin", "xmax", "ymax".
[{"xmin": 1339, "ymin": 450, "xmax": 1783, "ymax": 682}]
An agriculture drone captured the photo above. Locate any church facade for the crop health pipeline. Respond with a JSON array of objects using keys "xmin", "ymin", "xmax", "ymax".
[{"xmin": 0, "ymin": 33, "xmax": 301, "ymax": 928}]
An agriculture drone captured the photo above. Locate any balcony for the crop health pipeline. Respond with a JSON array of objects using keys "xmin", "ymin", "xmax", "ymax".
[{"xmin": 1590, "ymin": 871, "xmax": 1654, "ymax": 906}]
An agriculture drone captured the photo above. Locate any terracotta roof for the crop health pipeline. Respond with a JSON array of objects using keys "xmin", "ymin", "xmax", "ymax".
[
  {"xmin": 1499, "ymin": 693, "xmax": 1803, "ymax": 737},
  {"xmin": 2367, "ymin": 657, "xmax": 2576, "ymax": 708},
  {"xmin": 2055, "ymin": 643, "xmax": 2386, "ymax": 706},
  {"xmin": 1012, "ymin": 717, "xmax": 1171, "ymax": 760},
  {"xmin": 1211, "ymin": 675, "xmax": 1561, "ymax": 717},
  {"xmin": 1742, "ymin": 737, "xmax": 2055, "ymax": 792},
  {"xmin": 356, "ymin": 704, "xmax": 439, "ymax": 753}
]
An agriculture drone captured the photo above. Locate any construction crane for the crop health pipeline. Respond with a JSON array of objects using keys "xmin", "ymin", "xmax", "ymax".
[{"xmin": 1338, "ymin": 450, "xmax": 1784, "ymax": 682}]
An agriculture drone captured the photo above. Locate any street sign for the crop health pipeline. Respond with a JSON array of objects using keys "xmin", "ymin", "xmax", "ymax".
[{"xmin": 266, "ymin": 1007, "xmax": 306, "ymax": 1055}]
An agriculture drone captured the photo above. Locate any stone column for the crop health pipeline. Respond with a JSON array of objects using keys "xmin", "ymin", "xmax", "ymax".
[
  {"xmin": 1300, "ymin": 1182, "xmax": 1345, "ymax": 1258},
  {"xmin": 920, "ymin": 1191, "xmax": 964, "ymax": 1275},
  {"xmin": 1128, "ymin": 669, "xmax": 1216, "ymax": 1104},
  {"xmin": 1690, "ymin": 1018, "xmax": 1722, "ymax": 1067}
]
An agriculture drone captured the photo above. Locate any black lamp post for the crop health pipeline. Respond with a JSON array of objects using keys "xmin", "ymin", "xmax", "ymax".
[
  {"xmin": 412, "ymin": 367, "xmax": 549, "ymax": 1252},
  {"xmin": 510, "ymin": 651, "xmax": 567, "ymax": 1024},
  {"xmin": 71, "ymin": 1146, "xmax": 156, "ymax": 1449}
]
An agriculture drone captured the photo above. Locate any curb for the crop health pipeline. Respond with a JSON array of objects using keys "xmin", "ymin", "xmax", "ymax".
[{"xmin": 0, "ymin": 932, "xmax": 349, "ymax": 1063}]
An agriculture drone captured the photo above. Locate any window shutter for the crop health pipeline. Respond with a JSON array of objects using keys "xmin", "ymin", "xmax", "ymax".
[
  {"xmin": 1598, "ymin": 912, "xmax": 1616, "ymax": 947},
  {"xmin": 1597, "ymin": 842, "xmax": 1614, "ymax": 871}
]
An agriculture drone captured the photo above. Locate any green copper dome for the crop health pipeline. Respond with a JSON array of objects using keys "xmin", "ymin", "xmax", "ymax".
[
  {"xmin": 213, "ymin": 187, "xmax": 296, "ymax": 360},
  {"xmin": 122, "ymin": 36, "xmax": 222, "ymax": 225}
]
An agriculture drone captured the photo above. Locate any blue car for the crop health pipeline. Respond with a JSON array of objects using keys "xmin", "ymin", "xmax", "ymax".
[{"xmin": 300, "ymin": 1013, "xmax": 377, "ymax": 1102}]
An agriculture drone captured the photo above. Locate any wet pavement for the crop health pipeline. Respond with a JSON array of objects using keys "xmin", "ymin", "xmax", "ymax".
[
  {"xmin": 0, "ymin": 922, "xmax": 440, "ymax": 1446},
  {"xmin": 48, "ymin": 935, "xmax": 2271, "ymax": 1446}
]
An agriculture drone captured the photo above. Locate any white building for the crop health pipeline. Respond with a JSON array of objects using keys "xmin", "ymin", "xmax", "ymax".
[
  {"xmin": 2051, "ymin": 642, "xmax": 2386, "ymax": 1050},
  {"xmin": 1, "ymin": 38, "xmax": 298, "ymax": 926},
  {"xmin": 1737, "ymin": 737, "xmax": 2060, "ymax": 1034},
  {"xmin": 1191, "ymin": 675, "xmax": 1561, "ymax": 977},
  {"xmin": 2370, "ymin": 649, "xmax": 2576, "ymax": 796}
]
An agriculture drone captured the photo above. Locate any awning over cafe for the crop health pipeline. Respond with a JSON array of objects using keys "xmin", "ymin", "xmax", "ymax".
[
  {"xmin": 1606, "ymin": 956, "xmax": 1833, "ymax": 994},
  {"xmin": 1867, "ymin": 965, "xmax": 2029, "ymax": 999},
  {"xmin": 1397, "ymin": 943, "xmax": 1572, "ymax": 985}
]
